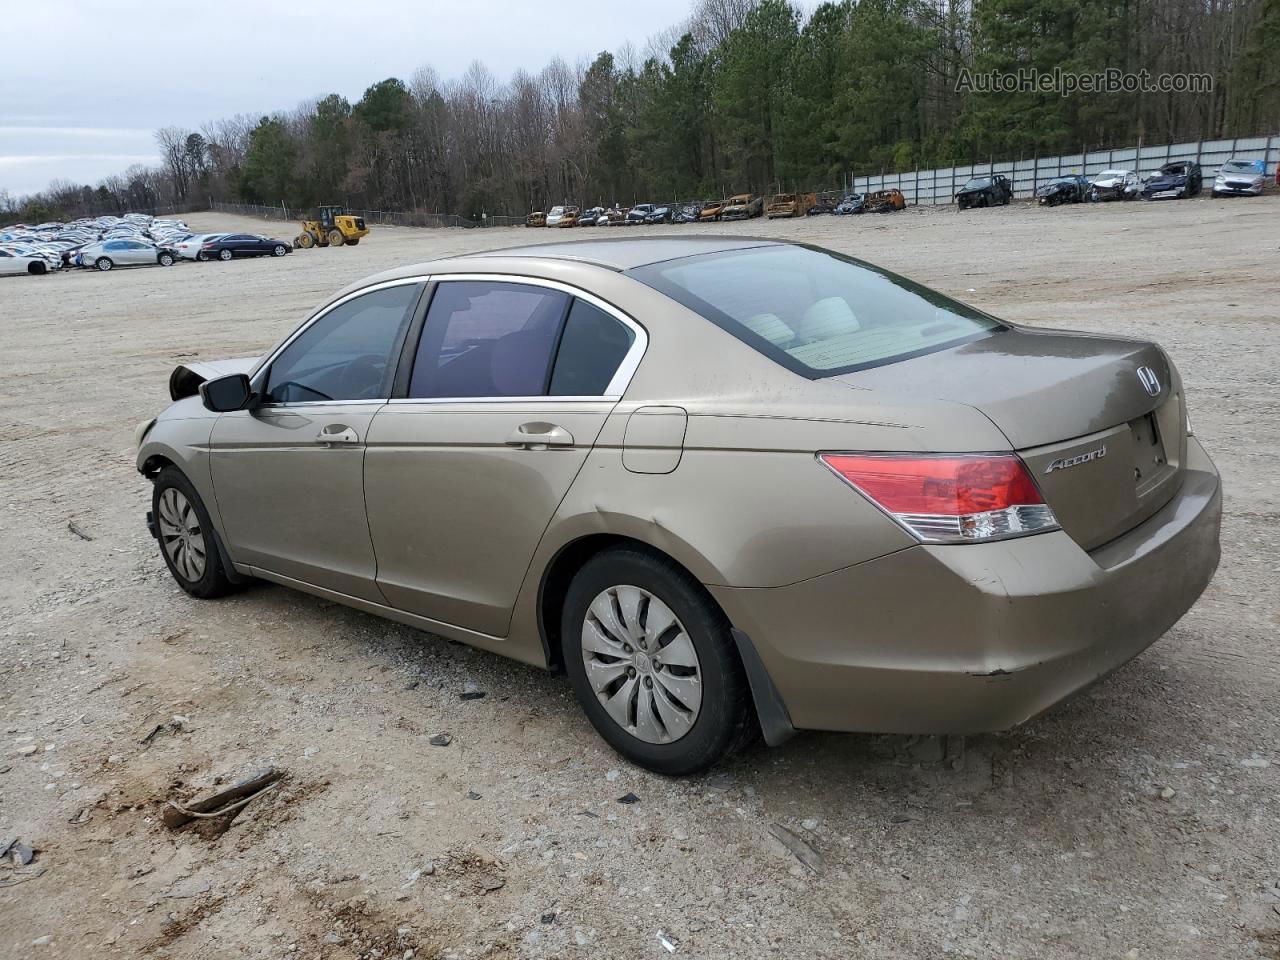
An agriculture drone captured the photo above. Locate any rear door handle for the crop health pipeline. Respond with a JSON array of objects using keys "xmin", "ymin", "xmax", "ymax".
[
  {"xmin": 315, "ymin": 424, "xmax": 360, "ymax": 446},
  {"xmin": 505, "ymin": 421, "xmax": 574, "ymax": 450}
]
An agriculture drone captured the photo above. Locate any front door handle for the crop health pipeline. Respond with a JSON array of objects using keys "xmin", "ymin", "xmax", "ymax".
[
  {"xmin": 315, "ymin": 424, "xmax": 360, "ymax": 446},
  {"xmin": 505, "ymin": 421, "xmax": 574, "ymax": 450}
]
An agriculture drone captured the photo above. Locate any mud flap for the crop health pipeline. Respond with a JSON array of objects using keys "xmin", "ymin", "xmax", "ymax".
[{"xmin": 730, "ymin": 628, "xmax": 795, "ymax": 746}]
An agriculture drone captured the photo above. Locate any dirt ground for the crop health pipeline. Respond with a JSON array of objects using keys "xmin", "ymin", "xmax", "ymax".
[{"xmin": 2, "ymin": 196, "xmax": 1278, "ymax": 960}]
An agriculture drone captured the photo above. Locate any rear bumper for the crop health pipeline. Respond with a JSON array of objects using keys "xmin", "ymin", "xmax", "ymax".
[{"xmin": 711, "ymin": 438, "xmax": 1222, "ymax": 735}]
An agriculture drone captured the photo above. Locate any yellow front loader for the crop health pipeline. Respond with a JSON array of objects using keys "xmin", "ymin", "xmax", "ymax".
[{"xmin": 295, "ymin": 205, "xmax": 369, "ymax": 248}]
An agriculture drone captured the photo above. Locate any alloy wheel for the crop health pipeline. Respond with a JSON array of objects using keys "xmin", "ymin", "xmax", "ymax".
[
  {"xmin": 158, "ymin": 487, "xmax": 207, "ymax": 582},
  {"xmin": 580, "ymin": 585, "xmax": 703, "ymax": 744}
]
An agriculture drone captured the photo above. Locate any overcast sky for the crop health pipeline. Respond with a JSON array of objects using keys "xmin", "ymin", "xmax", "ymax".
[{"xmin": 0, "ymin": 0, "xmax": 695, "ymax": 197}]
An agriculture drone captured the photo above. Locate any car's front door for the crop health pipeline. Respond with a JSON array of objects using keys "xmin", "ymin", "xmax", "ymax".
[
  {"xmin": 209, "ymin": 281, "xmax": 424, "ymax": 600},
  {"xmin": 364, "ymin": 277, "xmax": 643, "ymax": 636},
  {"xmin": 122, "ymin": 240, "xmax": 154, "ymax": 264}
]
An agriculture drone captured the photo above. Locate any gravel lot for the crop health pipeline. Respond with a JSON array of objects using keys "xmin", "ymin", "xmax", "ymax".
[{"xmin": 2, "ymin": 197, "xmax": 1278, "ymax": 960}]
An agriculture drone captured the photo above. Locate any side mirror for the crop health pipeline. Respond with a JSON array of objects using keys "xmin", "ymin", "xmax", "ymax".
[{"xmin": 199, "ymin": 373, "xmax": 254, "ymax": 412}]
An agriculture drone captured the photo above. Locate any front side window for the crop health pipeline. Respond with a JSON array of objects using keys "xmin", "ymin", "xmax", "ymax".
[
  {"xmin": 631, "ymin": 245, "xmax": 1003, "ymax": 377},
  {"xmin": 265, "ymin": 284, "xmax": 420, "ymax": 403},
  {"xmin": 409, "ymin": 281, "xmax": 569, "ymax": 398}
]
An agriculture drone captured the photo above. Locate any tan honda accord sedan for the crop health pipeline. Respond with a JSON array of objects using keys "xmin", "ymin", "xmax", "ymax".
[{"xmin": 136, "ymin": 237, "xmax": 1221, "ymax": 774}]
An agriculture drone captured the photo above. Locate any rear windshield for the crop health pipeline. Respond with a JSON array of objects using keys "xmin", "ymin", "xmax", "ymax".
[{"xmin": 630, "ymin": 245, "xmax": 1004, "ymax": 377}]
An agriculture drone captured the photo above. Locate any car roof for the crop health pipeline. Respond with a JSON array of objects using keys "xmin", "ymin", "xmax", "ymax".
[
  {"xmin": 323, "ymin": 236, "xmax": 784, "ymax": 307},
  {"xmin": 466, "ymin": 236, "xmax": 780, "ymax": 271}
]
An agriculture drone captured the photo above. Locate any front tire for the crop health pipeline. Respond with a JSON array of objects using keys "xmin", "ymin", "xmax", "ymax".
[
  {"xmin": 152, "ymin": 467, "xmax": 236, "ymax": 599},
  {"xmin": 328, "ymin": 229, "xmax": 345, "ymax": 247},
  {"xmin": 562, "ymin": 547, "xmax": 755, "ymax": 775},
  {"xmin": 158, "ymin": 252, "xmax": 175, "ymax": 266},
  {"xmin": 272, "ymin": 244, "xmax": 287, "ymax": 257}
]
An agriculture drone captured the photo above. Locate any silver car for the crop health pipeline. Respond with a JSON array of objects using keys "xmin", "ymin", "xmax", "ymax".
[{"xmin": 79, "ymin": 239, "xmax": 176, "ymax": 271}]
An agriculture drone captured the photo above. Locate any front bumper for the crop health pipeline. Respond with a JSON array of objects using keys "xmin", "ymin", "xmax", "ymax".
[
  {"xmin": 712, "ymin": 437, "xmax": 1222, "ymax": 735},
  {"xmin": 1214, "ymin": 182, "xmax": 1263, "ymax": 195}
]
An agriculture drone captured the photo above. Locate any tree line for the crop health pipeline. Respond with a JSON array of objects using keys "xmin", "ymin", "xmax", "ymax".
[{"xmin": 6, "ymin": 0, "xmax": 1278, "ymax": 224}]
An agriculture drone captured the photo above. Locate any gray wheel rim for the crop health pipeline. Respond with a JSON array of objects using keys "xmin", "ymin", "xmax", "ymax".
[
  {"xmin": 581, "ymin": 585, "xmax": 702, "ymax": 744},
  {"xmin": 158, "ymin": 488, "xmax": 206, "ymax": 582}
]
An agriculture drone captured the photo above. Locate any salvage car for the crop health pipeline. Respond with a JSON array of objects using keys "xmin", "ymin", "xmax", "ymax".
[
  {"xmin": 578, "ymin": 207, "xmax": 606, "ymax": 227},
  {"xmin": 605, "ymin": 207, "xmax": 630, "ymax": 227},
  {"xmin": 545, "ymin": 206, "xmax": 573, "ymax": 227},
  {"xmin": 1089, "ymin": 169, "xmax": 1141, "ymax": 201},
  {"xmin": 1141, "ymin": 161, "xmax": 1202, "ymax": 200},
  {"xmin": 626, "ymin": 204, "xmax": 656, "ymax": 225},
  {"xmin": 526, "ymin": 211, "xmax": 547, "ymax": 227},
  {"xmin": 556, "ymin": 206, "xmax": 582, "ymax": 228},
  {"xmin": 720, "ymin": 194, "xmax": 763, "ymax": 221},
  {"xmin": 1036, "ymin": 175, "xmax": 1091, "ymax": 206},
  {"xmin": 833, "ymin": 194, "xmax": 865, "ymax": 215},
  {"xmin": 136, "ymin": 236, "xmax": 1222, "ymax": 775},
  {"xmin": 807, "ymin": 196, "xmax": 838, "ymax": 215},
  {"xmin": 864, "ymin": 189, "xmax": 906, "ymax": 213},
  {"xmin": 766, "ymin": 193, "xmax": 816, "ymax": 219},
  {"xmin": 644, "ymin": 206, "xmax": 674, "ymax": 225},
  {"xmin": 197, "ymin": 234, "xmax": 292, "ymax": 261},
  {"xmin": 673, "ymin": 203, "xmax": 703, "ymax": 224},
  {"xmin": 174, "ymin": 233, "xmax": 227, "ymax": 260},
  {"xmin": 698, "ymin": 199, "xmax": 727, "ymax": 222},
  {"xmin": 1212, "ymin": 158, "xmax": 1267, "ymax": 197},
  {"xmin": 0, "ymin": 248, "xmax": 57, "ymax": 275},
  {"xmin": 78, "ymin": 239, "xmax": 177, "ymax": 271},
  {"xmin": 956, "ymin": 175, "xmax": 1012, "ymax": 209}
]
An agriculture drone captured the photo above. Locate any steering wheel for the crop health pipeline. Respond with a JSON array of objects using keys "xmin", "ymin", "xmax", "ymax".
[{"xmin": 338, "ymin": 355, "xmax": 386, "ymax": 400}]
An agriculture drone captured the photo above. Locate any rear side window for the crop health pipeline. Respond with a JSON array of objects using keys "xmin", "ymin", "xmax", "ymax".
[
  {"xmin": 409, "ymin": 281, "xmax": 570, "ymax": 398},
  {"xmin": 630, "ymin": 245, "xmax": 1003, "ymax": 377},
  {"xmin": 265, "ymin": 284, "xmax": 420, "ymax": 403},
  {"xmin": 550, "ymin": 300, "xmax": 635, "ymax": 396}
]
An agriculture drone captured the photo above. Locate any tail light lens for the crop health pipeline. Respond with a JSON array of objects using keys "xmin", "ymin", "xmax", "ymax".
[{"xmin": 819, "ymin": 453, "xmax": 1059, "ymax": 543}]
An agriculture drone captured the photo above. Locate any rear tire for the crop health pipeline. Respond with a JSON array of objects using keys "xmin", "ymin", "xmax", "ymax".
[
  {"xmin": 218, "ymin": 249, "xmax": 233, "ymax": 261},
  {"xmin": 152, "ymin": 467, "xmax": 237, "ymax": 599},
  {"xmin": 562, "ymin": 547, "xmax": 756, "ymax": 775}
]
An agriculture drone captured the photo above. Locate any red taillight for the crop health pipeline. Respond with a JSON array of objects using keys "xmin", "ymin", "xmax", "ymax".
[
  {"xmin": 201, "ymin": 243, "xmax": 214, "ymax": 249},
  {"xmin": 818, "ymin": 453, "xmax": 1058, "ymax": 543}
]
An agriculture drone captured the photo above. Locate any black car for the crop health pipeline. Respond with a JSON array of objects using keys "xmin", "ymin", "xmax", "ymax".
[
  {"xmin": 197, "ymin": 233, "xmax": 293, "ymax": 261},
  {"xmin": 955, "ymin": 174, "xmax": 1013, "ymax": 209},
  {"xmin": 1142, "ymin": 161, "xmax": 1202, "ymax": 200},
  {"xmin": 1036, "ymin": 175, "xmax": 1091, "ymax": 206},
  {"xmin": 833, "ymin": 193, "xmax": 864, "ymax": 215},
  {"xmin": 807, "ymin": 196, "xmax": 838, "ymax": 215},
  {"xmin": 644, "ymin": 206, "xmax": 674, "ymax": 224}
]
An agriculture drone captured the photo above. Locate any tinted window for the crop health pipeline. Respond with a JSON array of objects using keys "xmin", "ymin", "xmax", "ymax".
[
  {"xmin": 265, "ymin": 284, "xmax": 419, "ymax": 403},
  {"xmin": 631, "ymin": 245, "xmax": 1003, "ymax": 377},
  {"xmin": 409, "ymin": 281, "xmax": 569, "ymax": 398},
  {"xmin": 550, "ymin": 300, "xmax": 635, "ymax": 396}
]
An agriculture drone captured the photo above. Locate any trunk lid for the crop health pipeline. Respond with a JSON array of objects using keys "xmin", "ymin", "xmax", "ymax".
[{"xmin": 835, "ymin": 327, "xmax": 1188, "ymax": 550}]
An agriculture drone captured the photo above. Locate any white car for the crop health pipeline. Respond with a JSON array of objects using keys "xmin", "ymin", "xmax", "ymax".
[
  {"xmin": 174, "ymin": 233, "xmax": 226, "ymax": 260},
  {"xmin": 1090, "ymin": 169, "xmax": 1141, "ymax": 201},
  {"xmin": 0, "ymin": 249, "xmax": 57, "ymax": 276},
  {"xmin": 545, "ymin": 205, "xmax": 571, "ymax": 226},
  {"xmin": 78, "ymin": 239, "xmax": 177, "ymax": 271}
]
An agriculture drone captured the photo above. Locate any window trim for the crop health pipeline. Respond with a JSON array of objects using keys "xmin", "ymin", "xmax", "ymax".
[
  {"xmin": 251, "ymin": 277, "xmax": 427, "ymax": 408},
  {"xmin": 387, "ymin": 273, "xmax": 648, "ymax": 405}
]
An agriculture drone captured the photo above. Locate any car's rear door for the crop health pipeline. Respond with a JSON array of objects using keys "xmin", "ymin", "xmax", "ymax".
[
  {"xmin": 364, "ymin": 276, "xmax": 644, "ymax": 637},
  {"xmin": 209, "ymin": 281, "xmax": 424, "ymax": 600}
]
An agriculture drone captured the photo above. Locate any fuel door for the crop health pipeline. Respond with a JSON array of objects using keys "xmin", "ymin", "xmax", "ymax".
[{"xmin": 622, "ymin": 405, "xmax": 688, "ymax": 475}]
